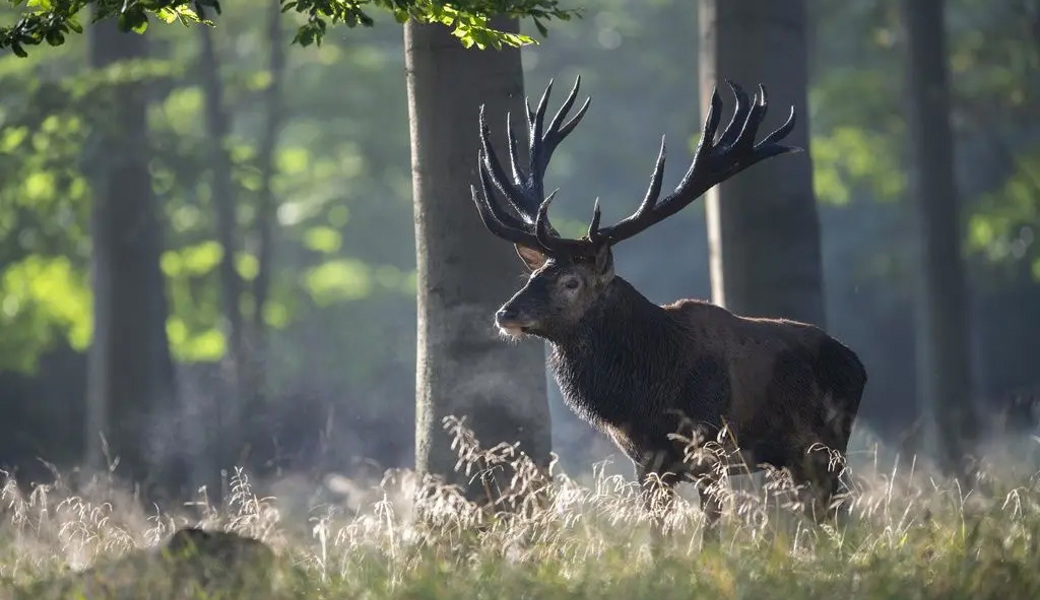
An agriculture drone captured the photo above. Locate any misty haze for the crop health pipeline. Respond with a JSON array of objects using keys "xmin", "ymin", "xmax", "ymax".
[{"xmin": 0, "ymin": 0, "xmax": 1038, "ymax": 598}]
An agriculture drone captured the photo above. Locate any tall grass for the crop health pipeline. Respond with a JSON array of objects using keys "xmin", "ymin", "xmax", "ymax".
[{"xmin": 1, "ymin": 421, "xmax": 1039, "ymax": 599}]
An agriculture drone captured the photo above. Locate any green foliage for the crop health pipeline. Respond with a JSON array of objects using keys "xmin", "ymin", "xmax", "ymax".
[
  {"xmin": 0, "ymin": 255, "xmax": 91, "ymax": 372},
  {"xmin": 807, "ymin": 1, "xmax": 906, "ymax": 211},
  {"xmin": 807, "ymin": 0, "xmax": 1040, "ymax": 291},
  {"xmin": 161, "ymin": 241, "xmax": 228, "ymax": 362},
  {"xmin": 0, "ymin": 36, "xmax": 91, "ymax": 373},
  {"xmin": 945, "ymin": 0, "xmax": 1040, "ymax": 282},
  {"xmin": 287, "ymin": 0, "xmax": 578, "ymax": 49},
  {"xmin": 0, "ymin": 0, "xmax": 581, "ymax": 56},
  {"xmin": 967, "ymin": 148, "xmax": 1040, "ymax": 265},
  {"xmin": 304, "ymin": 257, "xmax": 372, "ymax": 304},
  {"xmin": 0, "ymin": 0, "xmax": 220, "ymax": 57},
  {"xmin": 812, "ymin": 125, "xmax": 906, "ymax": 206}
]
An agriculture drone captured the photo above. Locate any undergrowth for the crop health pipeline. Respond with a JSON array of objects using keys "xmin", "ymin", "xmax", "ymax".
[{"xmin": 0, "ymin": 419, "xmax": 1038, "ymax": 599}]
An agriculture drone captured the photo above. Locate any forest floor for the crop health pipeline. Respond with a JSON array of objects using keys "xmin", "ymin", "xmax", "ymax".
[{"xmin": 1, "ymin": 427, "xmax": 1039, "ymax": 599}]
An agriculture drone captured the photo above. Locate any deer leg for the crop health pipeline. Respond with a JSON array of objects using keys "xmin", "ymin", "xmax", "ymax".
[
  {"xmin": 696, "ymin": 475, "xmax": 723, "ymax": 543},
  {"xmin": 636, "ymin": 450, "xmax": 678, "ymax": 518},
  {"xmin": 697, "ymin": 476, "xmax": 723, "ymax": 528},
  {"xmin": 791, "ymin": 446, "xmax": 843, "ymax": 523},
  {"xmin": 678, "ymin": 425, "xmax": 726, "ymax": 539},
  {"xmin": 636, "ymin": 450, "xmax": 680, "ymax": 554}
]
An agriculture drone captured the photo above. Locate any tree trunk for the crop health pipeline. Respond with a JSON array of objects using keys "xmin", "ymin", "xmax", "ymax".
[
  {"xmin": 251, "ymin": 0, "xmax": 287, "ymax": 403},
  {"xmin": 198, "ymin": 22, "xmax": 245, "ymax": 494},
  {"xmin": 698, "ymin": 0, "xmax": 826, "ymax": 329},
  {"xmin": 899, "ymin": 0, "xmax": 978, "ymax": 479},
  {"xmin": 404, "ymin": 17, "xmax": 551, "ymax": 500},
  {"xmin": 84, "ymin": 18, "xmax": 177, "ymax": 490}
]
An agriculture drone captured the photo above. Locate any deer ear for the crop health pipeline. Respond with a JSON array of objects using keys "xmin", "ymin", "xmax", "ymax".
[
  {"xmin": 514, "ymin": 243, "xmax": 548, "ymax": 271},
  {"xmin": 594, "ymin": 244, "xmax": 614, "ymax": 279}
]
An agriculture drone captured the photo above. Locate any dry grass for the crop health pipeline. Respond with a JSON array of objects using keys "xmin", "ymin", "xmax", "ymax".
[{"xmin": 1, "ymin": 420, "xmax": 1039, "ymax": 599}]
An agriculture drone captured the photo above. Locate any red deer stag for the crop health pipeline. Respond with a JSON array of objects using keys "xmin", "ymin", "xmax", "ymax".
[{"xmin": 469, "ymin": 77, "xmax": 867, "ymax": 528}]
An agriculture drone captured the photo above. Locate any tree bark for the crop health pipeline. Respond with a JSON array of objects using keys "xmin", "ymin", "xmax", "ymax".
[
  {"xmin": 251, "ymin": 0, "xmax": 287, "ymax": 400},
  {"xmin": 698, "ymin": 0, "xmax": 827, "ymax": 329},
  {"xmin": 899, "ymin": 0, "xmax": 978, "ymax": 479},
  {"xmin": 84, "ymin": 18, "xmax": 177, "ymax": 490},
  {"xmin": 404, "ymin": 17, "xmax": 551, "ymax": 499},
  {"xmin": 198, "ymin": 22, "xmax": 245, "ymax": 484}
]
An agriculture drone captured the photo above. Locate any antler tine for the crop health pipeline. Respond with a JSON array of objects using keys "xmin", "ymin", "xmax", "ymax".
[
  {"xmin": 757, "ymin": 104, "xmax": 798, "ymax": 150},
  {"xmin": 520, "ymin": 77, "xmax": 593, "ymax": 247},
  {"xmin": 700, "ymin": 85, "xmax": 725, "ymax": 154},
  {"xmin": 471, "ymin": 77, "xmax": 597, "ymax": 255},
  {"xmin": 479, "ymin": 105, "xmax": 543, "ymax": 223},
  {"xmin": 546, "ymin": 76, "xmax": 578, "ymax": 133},
  {"xmin": 546, "ymin": 76, "xmax": 589, "ymax": 141},
  {"xmin": 733, "ymin": 84, "xmax": 770, "ymax": 154},
  {"xmin": 527, "ymin": 79, "xmax": 554, "ymax": 187},
  {"xmin": 534, "ymin": 190, "xmax": 559, "ymax": 250},
  {"xmin": 587, "ymin": 198, "xmax": 602, "ymax": 240},
  {"xmin": 717, "ymin": 80, "xmax": 753, "ymax": 150},
  {"xmin": 471, "ymin": 151, "xmax": 542, "ymax": 249},
  {"xmin": 655, "ymin": 84, "xmax": 724, "ymax": 216},
  {"xmin": 595, "ymin": 88, "xmax": 722, "ymax": 243},
  {"xmin": 558, "ymin": 96, "xmax": 592, "ymax": 140},
  {"xmin": 505, "ymin": 112, "xmax": 524, "ymax": 196},
  {"xmin": 638, "ymin": 135, "xmax": 668, "ymax": 216},
  {"xmin": 505, "ymin": 111, "xmax": 536, "ymax": 218},
  {"xmin": 526, "ymin": 77, "xmax": 591, "ymax": 199}
]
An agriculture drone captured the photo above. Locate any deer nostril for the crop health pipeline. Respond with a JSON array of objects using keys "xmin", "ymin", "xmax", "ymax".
[{"xmin": 496, "ymin": 307, "xmax": 518, "ymax": 323}]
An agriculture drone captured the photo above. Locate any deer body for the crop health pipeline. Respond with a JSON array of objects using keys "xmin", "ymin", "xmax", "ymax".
[
  {"xmin": 470, "ymin": 77, "xmax": 866, "ymax": 526},
  {"xmin": 552, "ymin": 275, "xmax": 863, "ymax": 479}
]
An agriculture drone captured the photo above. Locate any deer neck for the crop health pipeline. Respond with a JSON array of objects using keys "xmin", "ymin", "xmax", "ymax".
[{"xmin": 547, "ymin": 277, "xmax": 686, "ymax": 426}]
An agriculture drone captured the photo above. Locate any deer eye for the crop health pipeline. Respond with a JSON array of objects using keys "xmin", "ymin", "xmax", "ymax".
[{"xmin": 562, "ymin": 277, "xmax": 581, "ymax": 290}]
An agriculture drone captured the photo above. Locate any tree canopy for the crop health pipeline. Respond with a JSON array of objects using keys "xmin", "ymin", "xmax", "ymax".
[{"xmin": 0, "ymin": 0, "xmax": 579, "ymax": 56}]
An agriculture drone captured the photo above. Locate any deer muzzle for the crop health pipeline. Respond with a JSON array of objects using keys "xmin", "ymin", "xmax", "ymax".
[{"xmin": 495, "ymin": 305, "xmax": 537, "ymax": 337}]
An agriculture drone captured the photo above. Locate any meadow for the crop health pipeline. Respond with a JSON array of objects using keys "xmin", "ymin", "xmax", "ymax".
[{"xmin": 1, "ymin": 422, "xmax": 1038, "ymax": 599}]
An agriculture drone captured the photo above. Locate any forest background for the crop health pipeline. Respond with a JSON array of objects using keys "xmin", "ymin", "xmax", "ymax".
[{"xmin": 1, "ymin": 0, "xmax": 1038, "ymax": 501}]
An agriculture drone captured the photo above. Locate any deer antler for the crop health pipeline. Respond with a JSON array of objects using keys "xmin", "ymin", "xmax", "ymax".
[
  {"xmin": 472, "ymin": 78, "xmax": 799, "ymax": 258},
  {"xmin": 470, "ymin": 77, "xmax": 590, "ymax": 253}
]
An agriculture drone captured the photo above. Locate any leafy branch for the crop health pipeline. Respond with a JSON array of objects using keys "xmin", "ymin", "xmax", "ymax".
[{"xmin": 1, "ymin": 0, "xmax": 581, "ymax": 57}]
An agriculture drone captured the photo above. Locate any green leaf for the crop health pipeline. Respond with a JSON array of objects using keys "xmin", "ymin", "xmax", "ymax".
[{"xmin": 157, "ymin": 8, "xmax": 179, "ymax": 24}]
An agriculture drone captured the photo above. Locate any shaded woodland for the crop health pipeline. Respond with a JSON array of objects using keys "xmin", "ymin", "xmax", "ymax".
[{"xmin": 1, "ymin": 0, "xmax": 1038, "ymax": 502}]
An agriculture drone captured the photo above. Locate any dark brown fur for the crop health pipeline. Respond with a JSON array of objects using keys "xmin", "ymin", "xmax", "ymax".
[{"xmin": 498, "ymin": 248, "xmax": 866, "ymax": 526}]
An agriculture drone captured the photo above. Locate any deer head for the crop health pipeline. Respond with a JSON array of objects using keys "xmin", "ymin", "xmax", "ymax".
[{"xmin": 471, "ymin": 77, "xmax": 800, "ymax": 339}]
